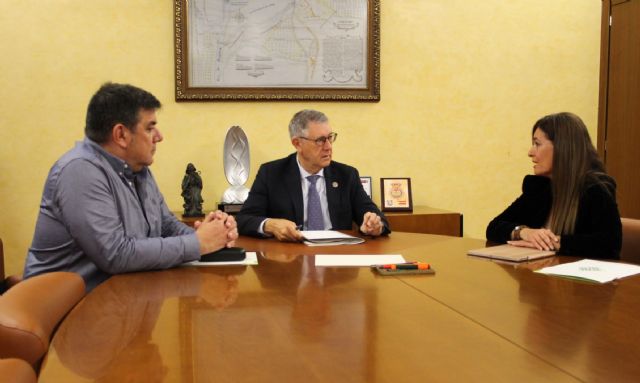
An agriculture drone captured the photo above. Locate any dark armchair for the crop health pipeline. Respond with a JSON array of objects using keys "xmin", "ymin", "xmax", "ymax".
[{"xmin": 621, "ymin": 218, "xmax": 640, "ymax": 264}]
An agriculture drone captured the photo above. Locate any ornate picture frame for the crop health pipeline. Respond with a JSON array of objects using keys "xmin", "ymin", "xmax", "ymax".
[
  {"xmin": 380, "ymin": 178, "xmax": 413, "ymax": 212},
  {"xmin": 174, "ymin": 0, "xmax": 380, "ymax": 101}
]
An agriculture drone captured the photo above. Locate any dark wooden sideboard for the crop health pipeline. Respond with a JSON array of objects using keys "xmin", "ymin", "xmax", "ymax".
[
  {"xmin": 175, "ymin": 206, "xmax": 462, "ymax": 237},
  {"xmin": 384, "ymin": 206, "xmax": 462, "ymax": 237}
]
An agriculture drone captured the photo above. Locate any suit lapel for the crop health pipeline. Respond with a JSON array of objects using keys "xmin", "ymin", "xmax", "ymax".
[{"xmin": 284, "ymin": 155, "xmax": 304, "ymax": 225}]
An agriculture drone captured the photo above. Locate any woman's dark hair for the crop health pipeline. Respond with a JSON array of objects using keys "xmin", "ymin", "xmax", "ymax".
[{"xmin": 533, "ymin": 112, "xmax": 611, "ymax": 235}]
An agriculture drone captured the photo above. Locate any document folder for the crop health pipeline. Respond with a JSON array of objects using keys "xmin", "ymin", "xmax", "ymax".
[{"xmin": 467, "ymin": 244, "xmax": 555, "ymax": 262}]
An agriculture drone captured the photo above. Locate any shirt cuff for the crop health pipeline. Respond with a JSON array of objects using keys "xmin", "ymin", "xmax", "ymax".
[
  {"xmin": 182, "ymin": 233, "xmax": 201, "ymax": 262},
  {"xmin": 258, "ymin": 219, "xmax": 273, "ymax": 237}
]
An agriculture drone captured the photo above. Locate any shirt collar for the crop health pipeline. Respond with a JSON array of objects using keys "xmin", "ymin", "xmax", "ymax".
[
  {"xmin": 296, "ymin": 155, "xmax": 324, "ymax": 180},
  {"xmin": 85, "ymin": 137, "xmax": 146, "ymax": 181}
]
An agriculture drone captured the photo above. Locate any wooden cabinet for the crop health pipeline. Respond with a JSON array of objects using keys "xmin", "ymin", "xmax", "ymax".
[
  {"xmin": 598, "ymin": 0, "xmax": 640, "ymax": 218},
  {"xmin": 384, "ymin": 206, "xmax": 462, "ymax": 237}
]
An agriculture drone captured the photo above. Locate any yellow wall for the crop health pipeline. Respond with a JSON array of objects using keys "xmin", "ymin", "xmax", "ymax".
[{"xmin": 0, "ymin": 1, "xmax": 601, "ymax": 276}]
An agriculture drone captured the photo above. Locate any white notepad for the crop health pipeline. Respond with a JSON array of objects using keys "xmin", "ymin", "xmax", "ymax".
[{"xmin": 315, "ymin": 254, "xmax": 405, "ymax": 267}]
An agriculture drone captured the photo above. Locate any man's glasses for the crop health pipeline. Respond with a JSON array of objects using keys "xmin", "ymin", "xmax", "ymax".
[{"xmin": 298, "ymin": 132, "xmax": 338, "ymax": 146}]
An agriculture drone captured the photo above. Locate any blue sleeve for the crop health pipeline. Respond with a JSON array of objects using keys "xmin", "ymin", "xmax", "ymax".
[{"xmin": 55, "ymin": 160, "xmax": 200, "ymax": 275}]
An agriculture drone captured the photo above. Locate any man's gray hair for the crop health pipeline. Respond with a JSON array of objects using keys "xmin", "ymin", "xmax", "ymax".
[{"xmin": 288, "ymin": 109, "xmax": 328, "ymax": 138}]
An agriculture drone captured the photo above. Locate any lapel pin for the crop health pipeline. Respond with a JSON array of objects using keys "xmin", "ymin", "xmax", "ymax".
[{"xmin": 332, "ymin": 182, "xmax": 338, "ymax": 188}]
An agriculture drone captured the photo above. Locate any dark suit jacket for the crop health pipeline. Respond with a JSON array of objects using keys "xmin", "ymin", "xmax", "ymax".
[
  {"xmin": 237, "ymin": 153, "xmax": 390, "ymax": 237},
  {"xmin": 486, "ymin": 175, "xmax": 622, "ymax": 259}
]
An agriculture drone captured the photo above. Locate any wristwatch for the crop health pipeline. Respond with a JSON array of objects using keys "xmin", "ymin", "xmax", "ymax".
[{"xmin": 512, "ymin": 225, "xmax": 527, "ymax": 240}]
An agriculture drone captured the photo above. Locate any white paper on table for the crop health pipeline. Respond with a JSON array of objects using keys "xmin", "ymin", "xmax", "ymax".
[
  {"xmin": 535, "ymin": 259, "xmax": 640, "ymax": 283},
  {"xmin": 184, "ymin": 252, "xmax": 259, "ymax": 267},
  {"xmin": 314, "ymin": 254, "xmax": 405, "ymax": 267}
]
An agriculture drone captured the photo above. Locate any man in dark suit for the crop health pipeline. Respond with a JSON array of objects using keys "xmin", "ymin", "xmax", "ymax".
[{"xmin": 237, "ymin": 109, "xmax": 390, "ymax": 241}]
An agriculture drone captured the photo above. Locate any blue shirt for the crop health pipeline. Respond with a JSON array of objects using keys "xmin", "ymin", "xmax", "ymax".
[{"xmin": 24, "ymin": 138, "xmax": 200, "ymax": 291}]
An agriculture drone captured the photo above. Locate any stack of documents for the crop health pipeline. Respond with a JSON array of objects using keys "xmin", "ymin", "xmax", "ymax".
[
  {"xmin": 301, "ymin": 230, "xmax": 365, "ymax": 246},
  {"xmin": 535, "ymin": 259, "xmax": 640, "ymax": 283}
]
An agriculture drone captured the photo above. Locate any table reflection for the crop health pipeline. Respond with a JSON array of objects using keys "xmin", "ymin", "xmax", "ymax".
[
  {"xmin": 500, "ymin": 259, "xmax": 618, "ymax": 380},
  {"xmin": 178, "ymin": 253, "xmax": 375, "ymax": 382},
  {"xmin": 52, "ymin": 268, "xmax": 241, "ymax": 381},
  {"xmin": 257, "ymin": 253, "xmax": 359, "ymax": 341}
]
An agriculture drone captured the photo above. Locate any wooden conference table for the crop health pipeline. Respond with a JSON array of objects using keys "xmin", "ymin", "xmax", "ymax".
[{"xmin": 39, "ymin": 233, "xmax": 640, "ymax": 382}]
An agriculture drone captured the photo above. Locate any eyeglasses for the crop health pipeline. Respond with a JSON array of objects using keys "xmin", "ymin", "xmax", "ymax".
[{"xmin": 298, "ymin": 132, "xmax": 338, "ymax": 146}]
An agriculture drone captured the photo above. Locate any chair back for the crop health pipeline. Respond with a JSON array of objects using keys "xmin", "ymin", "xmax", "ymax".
[
  {"xmin": 0, "ymin": 271, "xmax": 85, "ymax": 370},
  {"xmin": 621, "ymin": 218, "xmax": 640, "ymax": 264}
]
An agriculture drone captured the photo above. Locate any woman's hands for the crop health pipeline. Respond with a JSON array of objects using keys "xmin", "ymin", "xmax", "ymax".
[{"xmin": 508, "ymin": 227, "xmax": 560, "ymax": 251}]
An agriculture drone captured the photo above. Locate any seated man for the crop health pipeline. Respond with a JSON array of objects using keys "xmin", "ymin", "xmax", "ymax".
[
  {"xmin": 24, "ymin": 82, "xmax": 237, "ymax": 291},
  {"xmin": 237, "ymin": 109, "xmax": 390, "ymax": 241}
]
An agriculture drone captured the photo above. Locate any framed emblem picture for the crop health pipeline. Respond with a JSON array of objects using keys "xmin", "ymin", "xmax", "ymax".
[
  {"xmin": 360, "ymin": 176, "xmax": 372, "ymax": 199},
  {"xmin": 380, "ymin": 178, "xmax": 413, "ymax": 212}
]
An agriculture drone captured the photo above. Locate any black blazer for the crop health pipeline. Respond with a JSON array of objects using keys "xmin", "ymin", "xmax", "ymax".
[
  {"xmin": 237, "ymin": 153, "xmax": 390, "ymax": 237},
  {"xmin": 486, "ymin": 175, "xmax": 622, "ymax": 259}
]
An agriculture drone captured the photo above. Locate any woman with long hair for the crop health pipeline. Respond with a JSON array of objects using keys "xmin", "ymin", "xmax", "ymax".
[{"xmin": 486, "ymin": 112, "xmax": 622, "ymax": 259}]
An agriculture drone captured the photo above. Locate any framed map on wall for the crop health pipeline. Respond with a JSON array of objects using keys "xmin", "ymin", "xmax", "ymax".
[{"xmin": 174, "ymin": 0, "xmax": 380, "ymax": 101}]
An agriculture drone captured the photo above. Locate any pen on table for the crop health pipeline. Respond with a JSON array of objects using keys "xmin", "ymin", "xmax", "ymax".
[
  {"xmin": 395, "ymin": 263, "xmax": 430, "ymax": 270},
  {"xmin": 372, "ymin": 261, "xmax": 415, "ymax": 268},
  {"xmin": 377, "ymin": 262, "xmax": 430, "ymax": 270},
  {"xmin": 379, "ymin": 261, "xmax": 421, "ymax": 266}
]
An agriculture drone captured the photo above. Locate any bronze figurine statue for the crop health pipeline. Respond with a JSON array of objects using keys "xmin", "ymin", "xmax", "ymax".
[{"xmin": 181, "ymin": 163, "xmax": 204, "ymax": 217}]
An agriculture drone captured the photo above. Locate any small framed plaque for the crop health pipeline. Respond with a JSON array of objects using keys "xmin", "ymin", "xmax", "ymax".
[
  {"xmin": 380, "ymin": 178, "xmax": 413, "ymax": 212},
  {"xmin": 360, "ymin": 176, "xmax": 372, "ymax": 199}
]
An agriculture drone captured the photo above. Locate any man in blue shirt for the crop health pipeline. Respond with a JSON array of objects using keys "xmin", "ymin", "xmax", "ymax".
[{"xmin": 24, "ymin": 83, "xmax": 237, "ymax": 291}]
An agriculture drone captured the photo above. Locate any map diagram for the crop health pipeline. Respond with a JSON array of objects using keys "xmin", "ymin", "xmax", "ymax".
[{"xmin": 188, "ymin": 0, "xmax": 368, "ymax": 88}]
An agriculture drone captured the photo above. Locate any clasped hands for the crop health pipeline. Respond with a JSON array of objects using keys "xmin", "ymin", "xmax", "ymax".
[
  {"xmin": 194, "ymin": 211, "xmax": 238, "ymax": 254},
  {"xmin": 264, "ymin": 211, "xmax": 385, "ymax": 242},
  {"xmin": 508, "ymin": 227, "xmax": 560, "ymax": 251}
]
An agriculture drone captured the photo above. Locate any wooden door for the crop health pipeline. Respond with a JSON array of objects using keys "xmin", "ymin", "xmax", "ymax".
[{"xmin": 598, "ymin": 0, "xmax": 640, "ymax": 218}]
